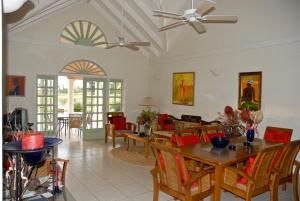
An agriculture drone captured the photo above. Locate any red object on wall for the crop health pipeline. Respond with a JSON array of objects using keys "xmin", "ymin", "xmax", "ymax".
[
  {"xmin": 203, "ymin": 132, "xmax": 225, "ymax": 144},
  {"xmin": 21, "ymin": 132, "xmax": 44, "ymax": 150},
  {"xmin": 112, "ymin": 116, "xmax": 127, "ymax": 130}
]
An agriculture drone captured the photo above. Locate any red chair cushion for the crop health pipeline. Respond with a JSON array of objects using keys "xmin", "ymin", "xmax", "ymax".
[
  {"xmin": 176, "ymin": 135, "xmax": 200, "ymax": 147},
  {"xmin": 264, "ymin": 131, "xmax": 292, "ymax": 144},
  {"xmin": 238, "ymin": 156, "xmax": 256, "ymax": 184},
  {"xmin": 112, "ymin": 116, "xmax": 126, "ymax": 130},
  {"xmin": 204, "ymin": 132, "xmax": 225, "ymax": 144},
  {"xmin": 158, "ymin": 114, "xmax": 174, "ymax": 131}
]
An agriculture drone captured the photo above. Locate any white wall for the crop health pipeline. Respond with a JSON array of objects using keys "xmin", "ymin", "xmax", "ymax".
[
  {"xmin": 149, "ymin": 0, "xmax": 300, "ymax": 141},
  {"xmin": 5, "ymin": 2, "xmax": 149, "ymax": 125}
]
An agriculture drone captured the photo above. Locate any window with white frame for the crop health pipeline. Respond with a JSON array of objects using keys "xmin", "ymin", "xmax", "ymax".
[{"xmin": 108, "ymin": 80, "xmax": 123, "ymax": 112}]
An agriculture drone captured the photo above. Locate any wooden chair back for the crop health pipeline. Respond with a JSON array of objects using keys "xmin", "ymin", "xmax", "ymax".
[
  {"xmin": 69, "ymin": 114, "xmax": 82, "ymax": 129},
  {"xmin": 201, "ymin": 124, "xmax": 223, "ymax": 143},
  {"xmin": 250, "ymin": 144, "xmax": 284, "ymax": 189},
  {"xmin": 46, "ymin": 158, "xmax": 69, "ymax": 185},
  {"xmin": 264, "ymin": 126, "xmax": 293, "ymax": 143},
  {"xmin": 278, "ymin": 139, "xmax": 300, "ymax": 178},
  {"xmin": 151, "ymin": 142, "xmax": 188, "ymax": 192}
]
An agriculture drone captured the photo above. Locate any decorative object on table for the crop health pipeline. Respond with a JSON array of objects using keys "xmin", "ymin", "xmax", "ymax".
[
  {"xmin": 172, "ymin": 72, "xmax": 194, "ymax": 106},
  {"xmin": 217, "ymin": 105, "xmax": 263, "ymax": 137},
  {"xmin": 246, "ymin": 129, "xmax": 255, "ymax": 145},
  {"xmin": 211, "ymin": 137, "xmax": 229, "ymax": 148},
  {"xmin": 238, "ymin": 71, "xmax": 262, "ymax": 111},
  {"xmin": 137, "ymin": 110, "xmax": 157, "ymax": 137},
  {"xmin": 6, "ymin": 75, "xmax": 25, "ymax": 96}
]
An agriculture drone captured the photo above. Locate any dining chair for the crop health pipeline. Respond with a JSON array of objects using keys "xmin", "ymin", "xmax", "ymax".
[
  {"xmin": 272, "ymin": 139, "xmax": 300, "ymax": 201},
  {"xmin": 201, "ymin": 124, "xmax": 224, "ymax": 144},
  {"xmin": 151, "ymin": 142, "xmax": 214, "ymax": 201},
  {"xmin": 68, "ymin": 114, "xmax": 82, "ymax": 138},
  {"xmin": 222, "ymin": 143, "xmax": 284, "ymax": 201},
  {"xmin": 46, "ymin": 158, "xmax": 69, "ymax": 185},
  {"xmin": 264, "ymin": 126, "xmax": 293, "ymax": 144}
]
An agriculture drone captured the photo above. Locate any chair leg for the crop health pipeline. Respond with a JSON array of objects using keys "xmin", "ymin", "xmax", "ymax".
[
  {"xmin": 270, "ymin": 175, "xmax": 279, "ymax": 201},
  {"xmin": 292, "ymin": 170, "xmax": 299, "ymax": 201},
  {"xmin": 112, "ymin": 136, "xmax": 116, "ymax": 148},
  {"xmin": 281, "ymin": 183, "xmax": 287, "ymax": 191},
  {"xmin": 105, "ymin": 133, "xmax": 108, "ymax": 143},
  {"xmin": 152, "ymin": 171, "xmax": 159, "ymax": 201}
]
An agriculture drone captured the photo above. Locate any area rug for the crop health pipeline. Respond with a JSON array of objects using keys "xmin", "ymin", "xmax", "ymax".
[{"xmin": 110, "ymin": 145, "xmax": 155, "ymax": 167}]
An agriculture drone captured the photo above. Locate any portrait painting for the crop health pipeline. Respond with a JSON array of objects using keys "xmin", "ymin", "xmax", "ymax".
[
  {"xmin": 238, "ymin": 71, "xmax": 262, "ymax": 111},
  {"xmin": 172, "ymin": 72, "xmax": 194, "ymax": 106},
  {"xmin": 6, "ymin": 75, "xmax": 25, "ymax": 96}
]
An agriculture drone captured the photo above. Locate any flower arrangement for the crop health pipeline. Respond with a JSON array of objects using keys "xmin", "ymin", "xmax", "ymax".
[
  {"xmin": 217, "ymin": 106, "xmax": 263, "ymax": 137},
  {"xmin": 137, "ymin": 110, "xmax": 157, "ymax": 129}
]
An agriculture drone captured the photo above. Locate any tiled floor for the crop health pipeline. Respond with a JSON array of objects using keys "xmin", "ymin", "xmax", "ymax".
[{"xmin": 57, "ymin": 134, "xmax": 298, "ymax": 201}]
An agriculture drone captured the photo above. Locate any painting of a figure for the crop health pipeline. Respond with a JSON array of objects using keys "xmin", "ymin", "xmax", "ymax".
[
  {"xmin": 172, "ymin": 72, "xmax": 194, "ymax": 106},
  {"xmin": 238, "ymin": 72, "xmax": 262, "ymax": 110},
  {"xmin": 6, "ymin": 75, "xmax": 25, "ymax": 96}
]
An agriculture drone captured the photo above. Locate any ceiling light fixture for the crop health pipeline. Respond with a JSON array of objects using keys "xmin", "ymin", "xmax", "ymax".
[{"xmin": 3, "ymin": 0, "xmax": 28, "ymax": 13}]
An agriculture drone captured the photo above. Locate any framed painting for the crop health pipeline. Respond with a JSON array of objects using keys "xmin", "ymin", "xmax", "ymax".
[
  {"xmin": 6, "ymin": 75, "xmax": 25, "ymax": 96},
  {"xmin": 172, "ymin": 72, "xmax": 194, "ymax": 106},
  {"xmin": 238, "ymin": 71, "xmax": 262, "ymax": 111}
]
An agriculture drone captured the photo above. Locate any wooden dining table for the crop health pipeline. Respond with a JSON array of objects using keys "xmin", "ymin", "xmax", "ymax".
[{"xmin": 180, "ymin": 136, "xmax": 280, "ymax": 201}]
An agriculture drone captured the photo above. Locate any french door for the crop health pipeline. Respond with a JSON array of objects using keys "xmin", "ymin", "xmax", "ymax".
[
  {"xmin": 36, "ymin": 75, "xmax": 57, "ymax": 135},
  {"xmin": 82, "ymin": 77, "xmax": 106, "ymax": 140}
]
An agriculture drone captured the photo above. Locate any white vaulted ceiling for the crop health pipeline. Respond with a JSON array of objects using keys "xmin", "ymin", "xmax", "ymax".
[{"xmin": 5, "ymin": 0, "xmax": 196, "ymax": 58}]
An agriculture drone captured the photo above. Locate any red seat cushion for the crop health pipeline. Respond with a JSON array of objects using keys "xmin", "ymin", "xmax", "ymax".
[
  {"xmin": 176, "ymin": 135, "xmax": 200, "ymax": 147},
  {"xmin": 158, "ymin": 114, "xmax": 174, "ymax": 131},
  {"xmin": 238, "ymin": 156, "xmax": 256, "ymax": 184},
  {"xmin": 204, "ymin": 132, "xmax": 225, "ymax": 144},
  {"xmin": 112, "ymin": 116, "xmax": 126, "ymax": 130},
  {"xmin": 264, "ymin": 131, "xmax": 292, "ymax": 144}
]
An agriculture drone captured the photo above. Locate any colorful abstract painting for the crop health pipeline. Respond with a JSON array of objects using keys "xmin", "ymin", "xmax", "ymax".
[{"xmin": 172, "ymin": 72, "xmax": 194, "ymax": 106}]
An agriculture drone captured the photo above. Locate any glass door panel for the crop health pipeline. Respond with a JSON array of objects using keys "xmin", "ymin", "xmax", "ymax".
[
  {"xmin": 36, "ymin": 75, "xmax": 57, "ymax": 135},
  {"xmin": 83, "ymin": 78, "xmax": 106, "ymax": 139}
]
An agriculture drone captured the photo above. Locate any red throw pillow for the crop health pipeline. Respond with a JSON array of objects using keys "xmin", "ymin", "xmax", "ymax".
[
  {"xmin": 264, "ymin": 131, "xmax": 292, "ymax": 144},
  {"xmin": 204, "ymin": 132, "xmax": 225, "ymax": 144},
  {"xmin": 112, "ymin": 116, "xmax": 126, "ymax": 130},
  {"xmin": 238, "ymin": 156, "xmax": 256, "ymax": 184},
  {"xmin": 176, "ymin": 136, "xmax": 200, "ymax": 147}
]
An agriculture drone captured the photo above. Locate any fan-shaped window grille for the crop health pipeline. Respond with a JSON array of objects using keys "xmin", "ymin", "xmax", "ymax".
[
  {"xmin": 60, "ymin": 60, "xmax": 107, "ymax": 76},
  {"xmin": 60, "ymin": 20, "xmax": 107, "ymax": 48}
]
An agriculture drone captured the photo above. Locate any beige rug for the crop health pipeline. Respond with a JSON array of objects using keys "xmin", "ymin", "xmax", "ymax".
[{"xmin": 110, "ymin": 145, "xmax": 155, "ymax": 167}]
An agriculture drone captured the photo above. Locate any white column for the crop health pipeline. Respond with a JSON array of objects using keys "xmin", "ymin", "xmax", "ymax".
[{"xmin": 68, "ymin": 79, "xmax": 74, "ymax": 113}]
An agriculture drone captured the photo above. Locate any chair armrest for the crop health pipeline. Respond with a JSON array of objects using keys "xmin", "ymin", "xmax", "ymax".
[
  {"xmin": 187, "ymin": 169, "xmax": 214, "ymax": 185},
  {"xmin": 225, "ymin": 165, "xmax": 255, "ymax": 184}
]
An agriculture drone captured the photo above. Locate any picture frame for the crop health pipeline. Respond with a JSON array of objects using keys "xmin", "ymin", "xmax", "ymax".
[
  {"xmin": 238, "ymin": 71, "xmax": 262, "ymax": 110},
  {"xmin": 6, "ymin": 75, "xmax": 25, "ymax": 96},
  {"xmin": 172, "ymin": 72, "xmax": 194, "ymax": 106}
]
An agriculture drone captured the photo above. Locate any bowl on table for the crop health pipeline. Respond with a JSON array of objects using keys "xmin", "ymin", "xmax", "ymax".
[{"xmin": 211, "ymin": 137, "xmax": 229, "ymax": 148}]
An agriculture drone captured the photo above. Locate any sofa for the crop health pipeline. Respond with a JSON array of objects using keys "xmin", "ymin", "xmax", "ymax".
[{"xmin": 153, "ymin": 114, "xmax": 220, "ymax": 138}]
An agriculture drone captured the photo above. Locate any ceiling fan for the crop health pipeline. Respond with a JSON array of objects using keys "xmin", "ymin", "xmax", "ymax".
[
  {"xmin": 99, "ymin": 7, "xmax": 150, "ymax": 51},
  {"xmin": 153, "ymin": 0, "xmax": 238, "ymax": 34}
]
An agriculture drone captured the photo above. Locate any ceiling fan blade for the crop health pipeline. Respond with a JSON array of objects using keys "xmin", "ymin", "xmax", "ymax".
[
  {"xmin": 153, "ymin": 14, "xmax": 184, "ymax": 20},
  {"xmin": 106, "ymin": 45, "xmax": 118, "ymax": 49},
  {"xmin": 125, "ymin": 44, "xmax": 139, "ymax": 51},
  {"xmin": 196, "ymin": 0, "xmax": 216, "ymax": 15},
  {"xmin": 189, "ymin": 21, "xmax": 206, "ymax": 34},
  {"xmin": 159, "ymin": 20, "xmax": 188, "ymax": 31},
  {"xmin": 202, "ymin": 15, "xmax": 238, "ymax": 23},
  {"xmin": 153, "ymin": 10, "xmax": 182, "ymax": 17},
  {"xmin": 128, "ymin": 42, "xmax": 150, "ymax": 46}
]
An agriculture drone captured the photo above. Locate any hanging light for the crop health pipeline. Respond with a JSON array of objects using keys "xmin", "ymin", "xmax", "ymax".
[{"xmin": 3, "ymin": 0, "xmax": 28, "ymax": 13}]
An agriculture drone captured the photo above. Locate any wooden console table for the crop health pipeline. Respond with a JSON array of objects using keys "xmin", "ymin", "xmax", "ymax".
[{"xmin": 126, "ymin": 133, "xmax": 150, "ymax": 157}]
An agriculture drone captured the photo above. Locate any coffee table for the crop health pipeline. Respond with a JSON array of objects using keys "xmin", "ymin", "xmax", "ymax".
[{"xmin": 126, "ymin": 133, "xmax": 150, "ymax": 157}]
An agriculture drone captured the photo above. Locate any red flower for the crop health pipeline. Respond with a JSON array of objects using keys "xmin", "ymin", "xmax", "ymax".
[
  {"xmin": 224, "ymin": 106, "xmax": 234, "ymax": 117},
  {"xmin": 240, "ymin": 109, "xmax": 250, "ymax": 123}
]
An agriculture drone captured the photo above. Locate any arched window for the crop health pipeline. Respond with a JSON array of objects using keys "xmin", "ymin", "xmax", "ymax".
[
  {"xmin": 59, "ymin": 60, "xmax": 107, "ymax": 76},
  {"xmin": 60, "ymin": 20, "xmax": 107, "ymax": 48}
]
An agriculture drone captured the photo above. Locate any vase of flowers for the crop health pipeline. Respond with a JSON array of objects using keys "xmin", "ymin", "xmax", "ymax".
[
  {"xmin": 217, "ymin": 106, "xmax": 263, "ymax": 138},
  {"xmin": 137, "ymin": 110, "xmax": 157, "ymax": 137}
]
